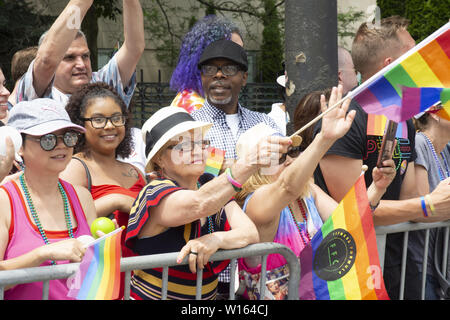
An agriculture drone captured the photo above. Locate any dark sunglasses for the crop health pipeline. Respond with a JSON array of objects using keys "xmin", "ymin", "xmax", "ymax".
[
  {"xmin": 279, "ymin": 146, "xmax": 301, "ymax": 164},
  {"xmin": 26, "ymin": 131, "xmax": 80, "ymax": 151}
]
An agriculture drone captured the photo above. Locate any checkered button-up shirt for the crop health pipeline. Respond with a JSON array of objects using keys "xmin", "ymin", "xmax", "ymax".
[{"xmin": 192, "ymin": 101, "xmax": 282, "ymax": 160}]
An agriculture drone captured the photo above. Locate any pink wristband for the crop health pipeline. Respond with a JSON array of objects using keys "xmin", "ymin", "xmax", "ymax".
[{"xmin": 225, "ymin": 167, "xmax": 242, "ymax": 190}]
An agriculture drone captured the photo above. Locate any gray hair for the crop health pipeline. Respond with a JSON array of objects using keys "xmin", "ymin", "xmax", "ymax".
[{"xmin": 38, "ymin": 29, "xmax": 87, "ymax": 47}]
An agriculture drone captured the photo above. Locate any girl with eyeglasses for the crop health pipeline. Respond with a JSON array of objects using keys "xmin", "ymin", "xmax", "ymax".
[
  {"xmin": 235, "ymin": 86, "xmax": 397, "ymax": 300},
  {"xmin": 0, "ymin": 99, "xmax": 97, "ymax": 300},
  {"xmin": 61, "ymin": 82, "xmax": 146, "ymax": 299}
]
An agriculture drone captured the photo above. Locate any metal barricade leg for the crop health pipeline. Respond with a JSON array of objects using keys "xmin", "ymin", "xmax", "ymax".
[{"xmin": 399, "ymin": 231, "xmax": 409, "ymax": 300}]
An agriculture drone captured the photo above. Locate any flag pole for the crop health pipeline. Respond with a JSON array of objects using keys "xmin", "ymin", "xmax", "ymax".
[{"xmin": 83, "ymin": 226, "xmax": 125, "ymax": 249}]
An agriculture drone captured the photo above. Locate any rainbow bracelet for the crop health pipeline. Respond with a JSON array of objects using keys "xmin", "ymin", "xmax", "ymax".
[
  {"xmin": 225, "ymin": 167, "xmax": 242, "ymax": 192},
  {"xmin": 425, "ymin": 194, "xmax": 436, "ymax": 216},
  {"xmin": 420, "ymin": 196, "xmax": 428, "ymax": 217}
]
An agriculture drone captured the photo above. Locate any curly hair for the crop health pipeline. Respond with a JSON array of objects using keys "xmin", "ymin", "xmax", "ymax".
[
  {"xmin": 65, "ymin": 82, "xmax": 133, "ymax": 158},
  {"xmin": 170, "ymin": 15, "xmax": 241, "ymax": 96}
]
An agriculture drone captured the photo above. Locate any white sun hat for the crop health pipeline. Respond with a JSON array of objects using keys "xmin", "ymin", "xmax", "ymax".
[{"xmin": 141, "ymin": 106, "xmax": 212, "ymax": 172}]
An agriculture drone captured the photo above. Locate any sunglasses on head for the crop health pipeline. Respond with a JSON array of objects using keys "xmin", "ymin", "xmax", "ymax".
[
  {"xmin": 26, "ymin": 131, "xmax": 80, "ymax": 151},
  {"xmin": 279, "ymin": 146, "xmax": 301, "ymax": 164}
]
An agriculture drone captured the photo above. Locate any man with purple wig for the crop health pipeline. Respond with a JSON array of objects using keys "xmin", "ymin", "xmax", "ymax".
[{"xmin": 170, "ymin": 15, "xmax": 243, "ymax": 114}]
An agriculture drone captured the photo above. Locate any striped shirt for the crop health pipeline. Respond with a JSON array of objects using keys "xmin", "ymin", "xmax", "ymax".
[{"xmin": 125, "ymin": 178, "xmax": 230, "ymax": 300}]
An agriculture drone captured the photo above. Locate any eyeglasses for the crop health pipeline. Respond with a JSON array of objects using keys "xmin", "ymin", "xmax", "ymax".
[
  {"xmin": 200, "ymin": 64, "xmax": 241, "ymax": 77},
  {"xmin": 80, "ymin": 114, "xmax": 126, "ymax": 129},
  {"xmin": 26, "ymin": 131, "xmax": 80, "ymax": 151},
  {"xmin": 167, "ymin": 140, "xmax": 211, "ymax": 152},
  {"xmin": 279, "ymin": 146, "xmax": 301, "ymax": 164}
]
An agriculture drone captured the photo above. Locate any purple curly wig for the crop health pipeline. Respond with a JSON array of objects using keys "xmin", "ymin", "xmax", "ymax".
[{"xmin": 170, "ymin": 15, "xmax": 242, "ymax": 96}]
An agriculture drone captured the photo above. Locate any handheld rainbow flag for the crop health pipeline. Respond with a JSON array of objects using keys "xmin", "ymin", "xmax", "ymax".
[
  {"xmin": 402, "ymin": 87, "xmax": 450, "ymax": 121},
  {"xmin": 350, "ymin": 22, "xmax": 449, "ymax": 123},
  {"xmin": 299, "ymin": 175, "xmax": 389, "ymax": 300},
  {"xmin": 67, "ymin": 227, "xmax": 124, "ymax": 300},
  {"xmin": 204, "ymin": 147, "xmax": 226, "ymax": 176}
]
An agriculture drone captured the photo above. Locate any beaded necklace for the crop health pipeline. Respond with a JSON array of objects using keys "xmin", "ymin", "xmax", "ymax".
[
  {"xmin": 287, "ymin": 198, "xmax": 310, "ymax": 247},
  {"xmin": 419, "ymin": 132, "xmax": 450, "ymax": 181},
  {"xmin": 19, "ymin": 173, "xmax": 74, "ymax": 265}
]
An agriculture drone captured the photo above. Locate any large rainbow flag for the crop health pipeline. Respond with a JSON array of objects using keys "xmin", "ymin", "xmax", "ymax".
[
  {"xmin": 402, "ymin": 87, "xmax": 450, "ymax": 121},
  {"xmin": 299, "ymin": 175, "xmax": 389, "ymax": 300},
  {"xmin": 350, "ymin": 22, "xmax": 450, "ymax": 123},
  {"xmin": 67, "ymin": 227, "xmax": 123, "ymax": 300}
]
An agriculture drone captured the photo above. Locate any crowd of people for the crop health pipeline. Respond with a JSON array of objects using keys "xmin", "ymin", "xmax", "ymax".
[{"xmin": 0, "ymin": 0, "xmax": 449, "ymax": 301}]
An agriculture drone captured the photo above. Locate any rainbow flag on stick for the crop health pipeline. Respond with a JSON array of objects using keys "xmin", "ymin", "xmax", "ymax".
[
  {"xmin": 350, "ymin": 22, "xmax": 450, "ymax": 122},
  {"xmin": 299, "ymin": 175, "xmax": 389, "ymax": 300},
  {"xmin": 402, "ymin": 87, "xmax": 450, "ymax": 121},
  {"xmin": 67, "ymin": 227, "xmax": 124, "ymax": 300}
]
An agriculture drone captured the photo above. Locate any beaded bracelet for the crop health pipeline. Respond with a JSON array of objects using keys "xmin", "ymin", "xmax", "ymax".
[
  {"xmin": 225, "ymin": 167, "xmax": 242, "ymax": 192},
  {"xmin": 420, "ymin": 196, "xmax": 428, "ymax": 217},
  {"xmin": 425, "ymin": 194, "xmax": 436, "ymax": 216}
]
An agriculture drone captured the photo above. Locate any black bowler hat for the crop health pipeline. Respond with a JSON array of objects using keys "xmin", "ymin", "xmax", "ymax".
[{"xmin": 198, "ymin": 39, "xmax": 248, "ymax": 71}]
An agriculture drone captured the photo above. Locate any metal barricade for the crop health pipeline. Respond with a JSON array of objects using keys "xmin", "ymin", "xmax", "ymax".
[
  {"xmin": 375, "ymin": 220, "xmax": 450, "ymax": 300},
  {"xmin": 0, "ymin": 242, "xmax": 300, "ymax": 300}
]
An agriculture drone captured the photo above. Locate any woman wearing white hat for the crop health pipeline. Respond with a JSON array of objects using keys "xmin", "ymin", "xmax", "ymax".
[
  {"xmin": 0, "ymin": 98, "xmax": 97, "ymax": 300},
  {"xmin": 235, "ymin": 86, "xmax": 396, "ymax": 300},
  {"xmin": 124, "ymin": 106, "xmax": 291, "ymax": 300}
]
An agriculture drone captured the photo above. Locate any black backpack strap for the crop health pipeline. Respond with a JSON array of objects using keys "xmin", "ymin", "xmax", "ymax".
[{"xmin": 72, "ymin": 156, "xmax": 92, "ymax": 192}]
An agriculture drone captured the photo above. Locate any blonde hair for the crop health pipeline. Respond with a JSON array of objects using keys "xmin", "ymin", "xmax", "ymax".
[
  {"xmin": 352, "ymin": 16, "xmax": 410, "ymax": 80},
  {"xmin": 235, "ymin": 169, "xmax": 312, "ymax": 207}
]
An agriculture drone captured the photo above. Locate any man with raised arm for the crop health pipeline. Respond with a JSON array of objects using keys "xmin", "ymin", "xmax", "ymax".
[{"xmin": 16, "ymin": 0, "xmax": 145, "ymax": 107}]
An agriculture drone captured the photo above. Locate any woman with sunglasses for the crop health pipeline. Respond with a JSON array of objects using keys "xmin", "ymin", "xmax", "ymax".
[
  {"xmin": 61, "ymin": 82, "xmax": 146, "ymax": 297},
  {"xmin": 235, "ymin": 86, "xmax": 396, "ymax": 300},
  {"xmin": 0, "ymin": 98, "xmax": 97, "ymax": 300}
]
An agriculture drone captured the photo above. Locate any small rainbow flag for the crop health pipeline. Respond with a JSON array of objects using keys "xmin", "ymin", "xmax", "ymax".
[
  {"xmin": 67, "ymin": 227, "xmax": 123, "ymax": 300},
  {"xmin": 204, "ymin": 147, "xmax": 226, "ymax": 176},
  {"xmin": 402, "ymin": 87, "xmax": 450, "ymax": 121},
  {"xmin": 299, "ymin": 175, "xmax": 389, "ymax": 300},
  {"xmin": 351, "ymin": 22, "xmax": 449, "ymax": 123}
]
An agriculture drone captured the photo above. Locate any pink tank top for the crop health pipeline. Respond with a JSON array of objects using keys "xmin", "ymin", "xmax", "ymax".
[{"xmin": 1, "ymin": 179, "xmax": 91, "ymax": 300}]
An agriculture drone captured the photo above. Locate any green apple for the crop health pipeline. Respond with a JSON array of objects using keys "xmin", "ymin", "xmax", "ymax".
[{"xmin": 90, "ymin": 217, "xmax": 115, "ymax": 239}]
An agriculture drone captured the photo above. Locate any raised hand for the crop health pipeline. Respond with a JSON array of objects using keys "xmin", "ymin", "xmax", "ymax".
[{"xmin": 320, "ymin": 85, "xmax": 355, "ymax": 142}]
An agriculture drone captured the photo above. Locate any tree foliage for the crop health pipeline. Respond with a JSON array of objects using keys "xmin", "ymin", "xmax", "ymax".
[
  {"xmin": 378, "ymin": 0, "xmax": 450, "ymax": 42},
  {"xmin": 0, "ymin": 0, "xmax": 53, "ymax": 89},
  {"xmin": 260, "ymin": 0, "xmax": 283, "ymax": 82}
]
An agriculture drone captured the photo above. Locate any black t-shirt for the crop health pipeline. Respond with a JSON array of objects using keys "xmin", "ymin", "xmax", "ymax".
[{"xmin": 313, "ymin": 99, "xmax": 417, "ymax": 201}]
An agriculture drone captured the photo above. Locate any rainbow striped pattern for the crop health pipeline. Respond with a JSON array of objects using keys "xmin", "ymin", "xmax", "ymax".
[
  {"xmin": 68, "ymin": 228, "xmax": 123, "ymax": 300},
  {"xmin": 204, "ymin": 147, "xmax": 226, "ymax": 176},
  {"xmin": 402, "ymin": 87, "xmax": 450, "ymax": 121},
  {"xmin": 353, "ymin": 23, "xmax": 449, "ymax": 123},
  {"xmin": 299, "ymin": 175, "xmax": 389, "ymax": 300},
  {"xmin": 366, "ymin": 114, "xmax": 408, "ymax": 138}
]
